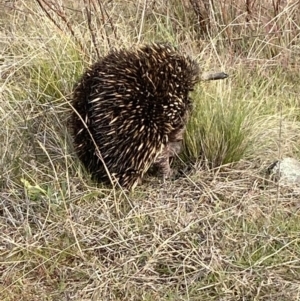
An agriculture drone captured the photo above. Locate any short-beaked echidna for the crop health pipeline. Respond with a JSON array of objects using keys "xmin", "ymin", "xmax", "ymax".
[{"xmin": 71, "ymin": 43, "xmax": 227, "ymax": 190}]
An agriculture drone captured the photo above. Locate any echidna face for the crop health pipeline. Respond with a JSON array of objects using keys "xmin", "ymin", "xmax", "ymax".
[{"xmin": 71, "ymin": 43, "xmax": 200, "ymax": 189}]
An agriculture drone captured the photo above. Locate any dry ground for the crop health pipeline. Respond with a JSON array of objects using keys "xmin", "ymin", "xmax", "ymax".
[{"xmin": 2, "ymin": 161, "xmax": 300, "ymax": 300}]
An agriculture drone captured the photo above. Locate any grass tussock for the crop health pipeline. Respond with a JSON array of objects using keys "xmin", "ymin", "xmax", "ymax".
[
  {"xmin": 183, "ymin": 82, "xmax": 253, "ymax": 167},
  {"xmin": 1, "ymin": 0, "xmax": 300, "ymax": 300}
]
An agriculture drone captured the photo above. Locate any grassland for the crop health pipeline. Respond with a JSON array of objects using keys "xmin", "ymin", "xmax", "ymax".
[{"xmin": 1, "ymin": 0, "xmax": 300, "ymax": 300}]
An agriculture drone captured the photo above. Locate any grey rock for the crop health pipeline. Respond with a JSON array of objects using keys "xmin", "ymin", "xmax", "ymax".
[{"xmin": 268, "ymin": 157, "xmax": 300, "ymax": 185}]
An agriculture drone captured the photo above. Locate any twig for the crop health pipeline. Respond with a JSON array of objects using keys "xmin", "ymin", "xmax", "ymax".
[{"xmin": 34, "ymin": 0, "xmax": 84, "ymax": 53}]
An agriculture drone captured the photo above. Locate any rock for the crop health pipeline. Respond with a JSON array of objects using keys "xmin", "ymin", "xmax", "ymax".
[{"xmin": 267, "ymin": 157, "xmax": 300, "ymax": 185}]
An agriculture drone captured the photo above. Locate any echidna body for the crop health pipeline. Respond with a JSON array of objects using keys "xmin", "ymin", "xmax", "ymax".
[{"xmin": 71, "ymin": 43, "xmax": 219, "ymax": 189}]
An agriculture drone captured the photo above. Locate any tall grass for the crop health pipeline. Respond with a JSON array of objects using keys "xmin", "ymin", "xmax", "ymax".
[{"xmin": 183, "ymin": 84, "xmax": 254, "ymax": 167}]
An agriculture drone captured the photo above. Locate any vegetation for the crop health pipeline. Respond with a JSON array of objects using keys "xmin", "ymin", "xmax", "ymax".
[{"xmin": 1, "ymin": 0, "xmax": 300, "ymax": 300}]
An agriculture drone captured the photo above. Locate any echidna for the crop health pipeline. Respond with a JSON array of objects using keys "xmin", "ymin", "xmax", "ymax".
[{"xmin": 71, "ymin": 43, "xmax": 228, "ymax": 190}]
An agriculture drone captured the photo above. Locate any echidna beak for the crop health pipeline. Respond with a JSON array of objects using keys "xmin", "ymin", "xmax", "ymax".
[{"xmin": 201, "ymin": 72, "xmax": 229, "ymax": 81}]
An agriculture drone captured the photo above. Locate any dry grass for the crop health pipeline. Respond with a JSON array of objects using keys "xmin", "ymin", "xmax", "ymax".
[
  {"xmin": 1, "ymin": 0, "xmax": 300, "ymax": 300},
  {"xmin": 2, "ymin": 164, "xmax": 300, "ymax": 300}
]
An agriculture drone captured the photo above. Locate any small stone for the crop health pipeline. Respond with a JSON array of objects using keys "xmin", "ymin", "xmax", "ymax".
[{"xmin": 267, "ymin": 157, "xmax": 300, "ymax": 185}]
